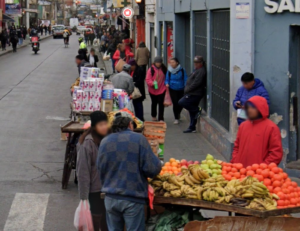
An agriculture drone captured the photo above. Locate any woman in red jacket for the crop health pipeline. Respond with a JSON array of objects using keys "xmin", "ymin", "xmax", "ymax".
[
  {"xmin": 112, "ymin": 43, "xmax": 134, "ymax": 68},
  {"xmin": 231, "ymin": 96, "xmax": 283, "ymax": 167}
]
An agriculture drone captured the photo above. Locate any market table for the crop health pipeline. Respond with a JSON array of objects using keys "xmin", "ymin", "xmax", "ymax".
[
  {"xmin": 153, "ymin": 196, "xmax": 300, "ymax": 218},
  {"xmin": 61, "ymin": 121, "xmax": 143, "ymax": 189}
]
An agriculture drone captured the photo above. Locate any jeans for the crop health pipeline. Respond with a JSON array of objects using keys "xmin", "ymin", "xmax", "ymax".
[
  {"xmin": 179, "ymin": 94, "xmax": 202, "ymax": 130},
  {"xmin": 133, "ymin": 100, "xmax": 144, "ymax": 121},
  {"xmin": 111, "ymin": 54, "xmax": 116, "ymax": 73},
  {"xmin": 105, "ymin": 197, "xmax": 145, "ymax": 231},
  {"xmin": 149, "ymin": 91, "xmax": 166, "ymax": 121},
  {"xmin": 169, "ymin": 88, "xmax": 184, "ymax": 120},
  {"xmin": 18, "ymin": 38, "xmax": 23, "ymax": 45}
]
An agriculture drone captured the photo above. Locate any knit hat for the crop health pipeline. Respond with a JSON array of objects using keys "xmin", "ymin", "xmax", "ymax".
[
  {"xmin": 123, "ymin": 64, "xmax": 131, "ymax": 72},
  {"xmin": 194, "ymin": 56, "xmax": 204, "ymax": 63},
  {"xmin": 128, "ymin": 59, "xmax": 137, "ymax": 66},
  {"xmin": 90, "ymin": 111, "xmax": 108, "ymax": 127},
  {"xmin": 154, "ymin": 56, "xmax": 163, "ymax": 63}
]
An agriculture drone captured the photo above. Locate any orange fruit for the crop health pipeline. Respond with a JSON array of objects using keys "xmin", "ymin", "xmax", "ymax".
[
  {"xmin": 165, "ymin": 162, "xmax": 171, "ymax": 166},
  {"xmin": 171, "ymin": 162, "xmax": 178, "ymax": 167},
  {"xmin": 170, "ymin": 158, "xmax": 176, "ymax": 163},
  {"xmin": 172, "ymin": 166, "xmax": 177, "ymax": 171}
]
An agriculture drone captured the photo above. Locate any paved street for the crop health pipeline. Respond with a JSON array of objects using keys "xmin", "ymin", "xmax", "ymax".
[{"xmin": 0, "ymin": 35, "xmax": 222, "ymax": 230}]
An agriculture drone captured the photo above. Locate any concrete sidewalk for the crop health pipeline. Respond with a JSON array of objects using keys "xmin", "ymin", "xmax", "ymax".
[
  {"xmin": 0, "ymin": 34, "xmax": 52, "ymax": 57},
  {"xmin": 100, "ymin": 55, "xmax": 225, "ymax": 162}
]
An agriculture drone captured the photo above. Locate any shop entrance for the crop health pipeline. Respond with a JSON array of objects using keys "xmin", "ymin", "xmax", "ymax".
[{"xmin": 288, "ymin": 26, "xmax": 300, "ymax": 166}]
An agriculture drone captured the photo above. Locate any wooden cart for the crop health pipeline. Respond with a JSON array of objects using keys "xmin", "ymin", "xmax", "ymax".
[{"xmin": 153, "ymin": 196, "xmax": 300, "ymax": 218}]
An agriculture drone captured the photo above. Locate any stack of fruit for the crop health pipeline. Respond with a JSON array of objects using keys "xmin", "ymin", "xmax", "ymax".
[
  {"xmin": 150, "ymin": 164, "xmax": 279, "ymax": 211},
  {"xmin": 221, "ymin": 162, "xmax": 245, "ymax": 181},
  {"xmin": 200, "ymin": 154, "xmax": 223, "ymax": 177},
  {"xmin": 160, "ymin": 158, "xmax": 182, "ymax": 175}
]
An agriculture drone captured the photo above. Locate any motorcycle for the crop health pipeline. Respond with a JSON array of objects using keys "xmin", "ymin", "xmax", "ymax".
[{"xmin": 30, "ymin": 36, "xmax": 40, "ymax": 54}]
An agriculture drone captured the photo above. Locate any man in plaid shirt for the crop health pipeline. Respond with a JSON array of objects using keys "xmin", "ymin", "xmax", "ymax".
[{"xmin": 97, "ymin": 115, "xmax": 161, "ymax": 231}]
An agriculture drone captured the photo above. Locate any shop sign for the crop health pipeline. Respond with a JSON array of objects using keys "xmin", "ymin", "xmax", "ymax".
[
  {"xmin": 38, "ymin": 0, "xmax": 51, "ymax": 5},
  {"xmin": 5, "ymin": 4, "xmax": 21, "ymax": 15},
  {"xmin": 236, "ymin": 2, "xmax": 250, "ymax": 18},
  {"xmin": 265, "ymin": 0, "xmax": 300, "ymax": 13}
]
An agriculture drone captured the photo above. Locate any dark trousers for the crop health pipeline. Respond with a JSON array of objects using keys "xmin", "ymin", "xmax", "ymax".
[
  {"xmin": 12, "ymin": 43, "xmax": 17, "ymax": 52},
  {"xmin": 140, "ymin": 65, "xmax": 147, "ymax": 77},
  {"xmin": 89, "ymin": 192, "xmax": 108, "ymax": 231},
  {"xmin": 133, "ymin": 100, "xmax": 144, "ymax": 121},
  {"xmin": 111, "ymin": 54, "xmax": 116, "ymax": 73},
  {"xmin": 179, "ymin": 94, "xmax": 202, "ymax": 130},
  {"xmin": 169, "ymin": 88, "xmax": 184, "ymax": 120},
  {"xmin": 149, "ymin": 91, "xmax": 166, "ymax": 121},
  {"xmin": 1, "ymin": 40, "xmax": 6, "ymax": 50}
]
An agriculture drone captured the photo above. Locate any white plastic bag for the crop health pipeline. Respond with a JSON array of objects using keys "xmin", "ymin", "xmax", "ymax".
[
  {"xmin": 93, "ymin": 38, "xmax": 99, "ymax": 47},
  {"xmin": 103, "ymin": 51, "xmax": 110, "ymax": 61},
  {"xmin": 74, "ymin": 200, "xmax": 94, "ymax": 231}
]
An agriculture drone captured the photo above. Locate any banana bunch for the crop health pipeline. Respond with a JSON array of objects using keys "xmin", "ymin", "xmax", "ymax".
[
  {"xmin": 170, "ymin": 190, "xmax": 182, "ymax": 198},
  {"xmin": 224, "ymin": 185, "xmax": 237, "ymax": 195},
  {"xmin": 188, "ymin": 164, "xmax": 210, "ymax": 180},
  {"xmin": 241, "ymin": 176, "xmax": 258, "ymax": 186},
  {"xmin": 184, "ymin": 174, "xmax": 201, "ymax": 186},
  {"xmin": 152, "ymin": 180, "xmax": 163, "ymax": 187},
  {"xmin": 181, "ymin": 185, "xmax": 197, "ymax": 199},
  {"xmin": 162, "ymin": 182, "xmax": 180, "ymax": 191},
  {"xmin": 247, "ymin": 198, "xmax": 277, "ymax": 211},
  {"xmin": 202, "ymin": 188, "xmax": 220, "ymax": 202},
  {"xmin": 168, "ymin": 175, "xmax": 183, "ymax": 187},
  {"xmin": 203, "ymin": 175, "xmax": 227, "ymax": 188},
  {"xmin": 215, "ymin": 195, "xmax": 233, "ymax": 204},
  {"xmin": 164, "ymin": 192, "xmax": 171, "ymax": 197},
  {"xmin": 251, "ymin": 182, "xmax": 269, "ymax": 198},
  {"xmin": 155, "ymin": 173, "xmax": 171, "ymax": 182}
]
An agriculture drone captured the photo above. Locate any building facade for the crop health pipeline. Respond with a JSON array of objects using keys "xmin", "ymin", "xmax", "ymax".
[{"xmin": 156, "ymin": 0, "xmax": 300, "ymax": 176}]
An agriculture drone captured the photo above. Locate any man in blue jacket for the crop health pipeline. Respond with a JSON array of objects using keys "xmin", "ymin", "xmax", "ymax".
[
  {"xmin": 97, "ymin": 115, "xmax": 161, "ymax": 231},
  {"xmin": 233, "ymin": 72, "xmax": 270, "ymax": 125}
]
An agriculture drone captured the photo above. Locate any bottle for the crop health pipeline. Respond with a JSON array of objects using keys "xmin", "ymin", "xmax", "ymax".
[{"xmin": 153, "ymin": 80, "xmax": 158, "ymax": 90}]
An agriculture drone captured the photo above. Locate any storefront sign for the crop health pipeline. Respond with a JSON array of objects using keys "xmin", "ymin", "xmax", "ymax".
[
  {"xmin": 38, "ymin": 0, "xmax": 51, "ymax": 5},
  {"xmin": 166, "ymin": 23, "xmax": 173, "ymax": 63},
  {"xmin": 24, "ymin": 8, "xmax": 38, "ymax": 13},
  {"xmin": 5, "ymin": 4, "xmax": 21, "ymax": 15},
  {"xmin": 265, "ymin": 0, "xmax": 300, "ymax": 13},
  {"xmin": 122, "ymin": 7, "xmax": 134, "ymax": 19},
  {"xmin": 236, "ymin": 2, "xmax": 250, "ymax": 18}
]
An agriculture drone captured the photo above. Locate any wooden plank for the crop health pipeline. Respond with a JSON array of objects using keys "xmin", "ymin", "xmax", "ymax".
[
  {"xmin": 61, "ymin": 121, "xmax": 85, "ymax": 133},
  {"xmin": 153, "ymin": 196, "xmax": 300, "ymax": 218}
]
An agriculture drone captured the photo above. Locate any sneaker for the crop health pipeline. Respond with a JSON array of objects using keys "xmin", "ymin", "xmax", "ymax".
[
  {"xmin": 152, "ymin": 117, "xmax": 158, "ymax": 121},
  {"xmin": 173, "ymin": 120, "xmax": 179, "ymax": 125},
  {"xmin": 183, "ymin": 128, "xmax": 196, "ymax": 133},
  {"xmin": 195, "ymin": 107, "xmax": 203, "ymax": 119}
]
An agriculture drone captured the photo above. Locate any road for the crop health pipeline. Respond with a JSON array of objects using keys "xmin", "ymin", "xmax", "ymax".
[{"xmin": 0, "ymin": 35, "xmax": 83, "ymax": 231}]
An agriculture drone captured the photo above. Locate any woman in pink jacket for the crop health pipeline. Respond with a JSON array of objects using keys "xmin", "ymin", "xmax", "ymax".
[{"xmin": 146, "ymin": 56, "xmax": 168, "ymax": 121}]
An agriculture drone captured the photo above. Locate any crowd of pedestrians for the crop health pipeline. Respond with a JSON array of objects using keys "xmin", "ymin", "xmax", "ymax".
[{"xmin": 0, "ymin": 25, "xmax": 28, "ymax": 52}]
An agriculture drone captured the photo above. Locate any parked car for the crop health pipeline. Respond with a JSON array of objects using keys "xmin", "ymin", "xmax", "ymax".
[{"xmin": 52, "ymin": 25, "xmax": 65, "ymax": 38}]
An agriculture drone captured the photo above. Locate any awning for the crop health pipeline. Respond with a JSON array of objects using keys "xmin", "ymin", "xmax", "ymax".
[{"xmin": 3, "ymin": 14, "xmax": 15, "ymax": 22}]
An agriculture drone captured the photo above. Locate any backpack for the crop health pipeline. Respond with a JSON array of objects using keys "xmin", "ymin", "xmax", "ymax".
[{"xmin": 63, "ymin": 31, "xmax": 69, "ymax": 38}]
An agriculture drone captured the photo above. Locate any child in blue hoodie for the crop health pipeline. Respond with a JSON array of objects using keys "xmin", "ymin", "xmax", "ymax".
[{"xmin": 165, "ymin": 58, "xmax": 188, "ymax": 124}]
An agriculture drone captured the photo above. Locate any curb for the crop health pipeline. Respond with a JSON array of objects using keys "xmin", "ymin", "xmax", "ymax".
[{"xmin": 0, "ymin": 35, "xmax": 52, "ymax": 57}]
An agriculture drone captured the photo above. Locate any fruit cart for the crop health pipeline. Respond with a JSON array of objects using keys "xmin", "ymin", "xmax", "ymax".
[
  {"xmin": 153, "ymin": 196, "xmax": 300, "ymax": 218},
  {"xmin": 61, "ymin": 121, "xmax": 143, "ymax": 189}
]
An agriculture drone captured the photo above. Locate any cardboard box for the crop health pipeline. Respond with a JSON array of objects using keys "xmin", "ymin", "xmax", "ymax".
[
  {"xmin": 146, "ymin": 138, "xmax": 159, "ymax": 157},
  {"xmin": 143, "ymin": 121, "xmax": 167, "ymax": 144},
  {"xmin": 101, "ymin": 99, "xmax": 113, "ymax": 112}
]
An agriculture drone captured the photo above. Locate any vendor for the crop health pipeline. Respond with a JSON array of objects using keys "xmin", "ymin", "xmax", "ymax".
[
  {"xmin": 111, "ymin": 64, "xmax": 134, "ymax": 95},
  {"xmin": 231, "ymin": 96, "xmax": 283, "ymax": 167},
  {"xmin": 76, "ymin": 111, "xmax": 109, "ymax": 231}
]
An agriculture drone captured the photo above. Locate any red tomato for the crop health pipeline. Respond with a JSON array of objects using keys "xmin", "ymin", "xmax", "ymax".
[
  {"xmin": 269, "ymin": 171, "xmax": 275, "ymax": 179},
  {"xmin": 229, "ymin": 172, "xmax": 235, "ymax": 176},
  {"xmin": 231, "ymin": 177, "xmax": 237, "ymax": 180},
  {"xmin": 235, "ymin": 163, "xmax": 243, "ymax": 170},
  {"xmin": 277, "ymin": 200, "xmax": 285, "ymax": 207},
  {"xmin": 297, "ymin": 187, "xmax": 300, "ymax": 192},
  {"xmin": 288, "ymin": 186, "xmax": 295, "ymax": 192},
  {"xmin": 268, "ymin": 163, "xmax": 277, "ymax": 170},
  {"xmin": 273, "ymin": 187, "xmax": 281, "ymax": 194},
  {"xmin": 240, "ymin": 175, "xmax": 246, "ymax": 179},
  {"xmin": 226, "ymin": 166, "xmax": 232, "ymax": 172},
  {"xmin": 234, "ymin": 172, "xmax": 241, "ymax": 179},
  {"xmin": 281, "ymin": 172, "xmax": 288, "ymax": 179},
  {"xmin": 264, "ymin": 178, "xmax": 272, "ymax": 186},
  {"xmin": 231, "ymin": 167, "xmax": 237, "ymax": 173},
  {"xmin": 291, "ymin": 182, "xmax": 298, "ymax": 188},
  {"xmin": 260, "ymin": 163, "xmax": 268, "ymax": 169},
  {"xmin": 256, "ymin": 169, "xmax": 263, "ymax": 175},
  {"xmin": 277, "ymin": 192, "xmax": 286, "ymax": 200},
  {"xmin": 285, "ymin": 200, "xmax": 290, "ymax": 206},
  {"xmin": 246, "ymin": 166, "xmax": 252, "ymax": 171},
  {"xmin": 267, "ymin": 186, "xmax": 273, "ymax": 193},
  {"xmin": 261, "ymin": 169, "xmax": 270, "ymax": 178},
  {"xmin": 256, "ymin": 175, "xmax": 264, "ymax": 182},
  {"xmin": 246, "ymin": 170, "xmax": 255, "ymax": 176},
  {"xmin": 278, "ymin": 168, "xmax": 283, "ymax": 173},
  {"xmin": 283, "ymin": 188, "xmax": 290, "ymax": 194},
  {"xmin": 271, "ymin": 167, "xmax": 280, "ymax": 174},
  {"xmin": 222, "ymin": 171, "xmax": 227, "ymax": 175},
  {"xmin": 273, "ymin": 174, "xmax": 283, "ymax": 181},
  {"xmin": 273, "ymin": 180, "xmax": 281, "ymax": 188},
  {"xmin": 290, "ymin": 198, "xmax": 297, "ymax": 205},
  {"xmin": 285, "ymin": 178, "xmax": 292, "ymax": 182},
  {"xmin": 225, "ymin": 174, "xmax": 232, "ymax": 181},
  {"xmin": 240, "ymin": 168, "xmax": 246, "ymax": 175},
  {"xmin": 252, "ymin": 164, "xmax": 259, "ymax": 171}
]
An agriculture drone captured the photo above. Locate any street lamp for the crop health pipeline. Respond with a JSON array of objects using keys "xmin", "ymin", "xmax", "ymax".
[{"xmin": 136, "ymin": 0, "xmax": 142, "ymax": 3}]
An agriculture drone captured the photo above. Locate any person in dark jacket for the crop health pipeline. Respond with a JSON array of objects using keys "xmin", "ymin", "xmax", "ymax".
[
  {"xmin": 107, "ymin": 38, "xmax": 117, "ymax": 73},
  {"xmin": 10, "ymin": 26, "xmax": 18, "ymax": 52},
  {"xmin": 128, "ymin": 59, "xmax": 146, "ymax": 121},
  {"xmin": 16, "ymin": 26, "xmax": 23, "ymax": 45},
  {"xmin": 165, "ymin": 57, "xmax": 188, "ymax": 124},
  {"xmin": 179, "ymin": 56, "xmax": 207, "ymax": 133},
  {"xmin": 77, "ymin": 111, "xmax": 109, "ymax": 231},
  {"xmin": 233, "ymin": 72, "xmax": 270, "ymax": 125},
  {"xmin": 97, "ymin": 115, "xmax": 161, "ymax": 231},
  {"xmin": 75, "ymin": 55, "xmax": 90, "ymax": 75},
  {"xmin": 0, "ymin": 28, "xmax": 8, "ymax": 51},
  {"xmin": 88, "ymin": 48, "xmax": 99, "ymax": 67}
]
